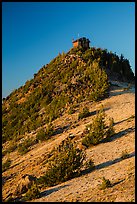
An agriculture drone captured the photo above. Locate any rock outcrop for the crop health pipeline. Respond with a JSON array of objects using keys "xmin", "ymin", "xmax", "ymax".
[{"xmin": 14, "ymin": 174, "xmax": 37, "ymax": 196}]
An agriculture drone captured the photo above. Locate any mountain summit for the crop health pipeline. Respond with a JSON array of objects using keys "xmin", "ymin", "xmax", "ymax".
[{"xmin": 2, "ymin": 44, "xmax": 134, "ymax": 143}]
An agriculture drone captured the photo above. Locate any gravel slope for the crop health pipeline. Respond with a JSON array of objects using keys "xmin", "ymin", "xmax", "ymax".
[{"xmin": 2, "ymin": 82, "xmax": 135, "ymax": 202}]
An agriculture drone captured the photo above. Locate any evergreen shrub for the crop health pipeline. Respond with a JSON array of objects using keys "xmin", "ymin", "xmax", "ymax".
[{"xmin": 38, "ymin": 138, "xmax": 85, "ymax": 187}]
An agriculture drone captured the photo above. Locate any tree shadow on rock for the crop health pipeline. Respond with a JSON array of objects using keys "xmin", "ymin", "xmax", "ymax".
[
  {"xmin": 40, "ymin": 184, "xmax": 70, "ymax": 198},
  {"xmin": 113, "ymin": 118, "xmax": 131, "ymax": 126},
  {"xmin": 101, "ymin": 127, "xmax": 135, "ymax": 144},
  {"xmin": 81, "ymin": 152, "xmax": 135, "ymax": 177},
  {"xmin": 108, "ymin": 83, "xmax": 129, "ymax": 97},
  {"xmin": 111, "ymin": 178, "xmax": 125, "ymax": 187},
  {"xmin": 82, "ymin": 107, "xmax": 110, "ymax": 120},
  {"xmin": 95, "ymin": 151, "xmax": 135, "ymax": 171},
  {"xmin": 53, "ymin": 125, "xmax": 71, "ymax": 136}
]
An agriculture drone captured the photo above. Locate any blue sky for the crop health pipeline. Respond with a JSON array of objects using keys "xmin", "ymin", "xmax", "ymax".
[{"xmin": 2, "ymin": 2, "xmax": 135, "ymax": 98}]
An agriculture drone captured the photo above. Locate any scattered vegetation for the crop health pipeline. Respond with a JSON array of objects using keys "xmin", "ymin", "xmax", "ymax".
[
  {"xmin": 99, "ymin": 177, "xmax": 111, "ymax": 190},
  {"xmin": 36, "ymin": 123, "xmax": 54, "ymax": 142},
  {"xmin": 78, "ymin": 107, "xmax": 90, "ymax": 120},
  {"xmin": 2, "ymin": 46, "xmax": 135, "ymax": 202},
  {"xmin": 121, "ymin": 150, "xmax": 129, "ymax": 160},
  {"xmin": 82, "ymin": 108, "xmax": 115, "ymax": 147},
  {"xmin": 84, "ymin": 158, "xmax": 95, "ymax": 170},
  {"xmin": 24, "ymin": 183, "xmax": 40, "ymax": 201},
  {"xmin": 38, "ymin": 137, "xmax": 86, "ymax": 187},
  {"xmin": 2, "ymin": 142, "xmax": 17, "ymax": 157},
  {"xmin": 68, "ymin": 105, "xmax": 76, "ymax": 114},
  {"xmin": 106, "ymin": 117, "xmax": 115, "ymax": 138},
  {"xmin": 2, "ymin": 158, "xmax": 11, "ymax": 172},
  {"xmin": 17, "ymin": 138, "xmax": 37, "ymax": 155},
  {"xmin": 2, "ymin": 46, "xmax": 134, "ymax": 144},
  {"xmin": 36, "ymin": 129, "xmax": 48, "ymax": 142}
]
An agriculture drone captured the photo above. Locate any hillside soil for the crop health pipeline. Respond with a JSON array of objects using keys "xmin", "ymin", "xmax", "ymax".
[{"xmin": 2, "ymin": 81, "xmax": 135, "ymax": 202}]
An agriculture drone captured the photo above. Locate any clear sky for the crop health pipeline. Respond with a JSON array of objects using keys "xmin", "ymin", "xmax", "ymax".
[{"xmin": 2, "ymin": 2, "xmax": 135, "ymax": 98}]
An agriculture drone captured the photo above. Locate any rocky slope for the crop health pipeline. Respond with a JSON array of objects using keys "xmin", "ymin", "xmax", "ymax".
[
  {"xmin": 2, "ymin": 46, "xmax": 135, "ymax": 202},
  {"xmin": 33, "ymin": 81, "xmax": 135, "ymax": 202},
  {"xmin": 2, "ymin": 81, "xmax": 135, "ymax": 202}
]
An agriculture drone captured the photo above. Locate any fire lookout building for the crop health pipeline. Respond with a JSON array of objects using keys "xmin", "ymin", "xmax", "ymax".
[{"xmin": 72, "ymin": 37, "xmax": 90, "ymax": 49}]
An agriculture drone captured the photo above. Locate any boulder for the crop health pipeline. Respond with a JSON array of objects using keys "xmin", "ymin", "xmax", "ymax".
[{"xmin": 14, "ymin": 174, "xmax": 37, "ymax": 196}]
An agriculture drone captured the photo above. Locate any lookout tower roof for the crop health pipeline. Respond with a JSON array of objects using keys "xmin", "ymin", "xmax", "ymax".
[{"xmin": 72, "ymin": 37, "xmax": 90, "ymax": 49}]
